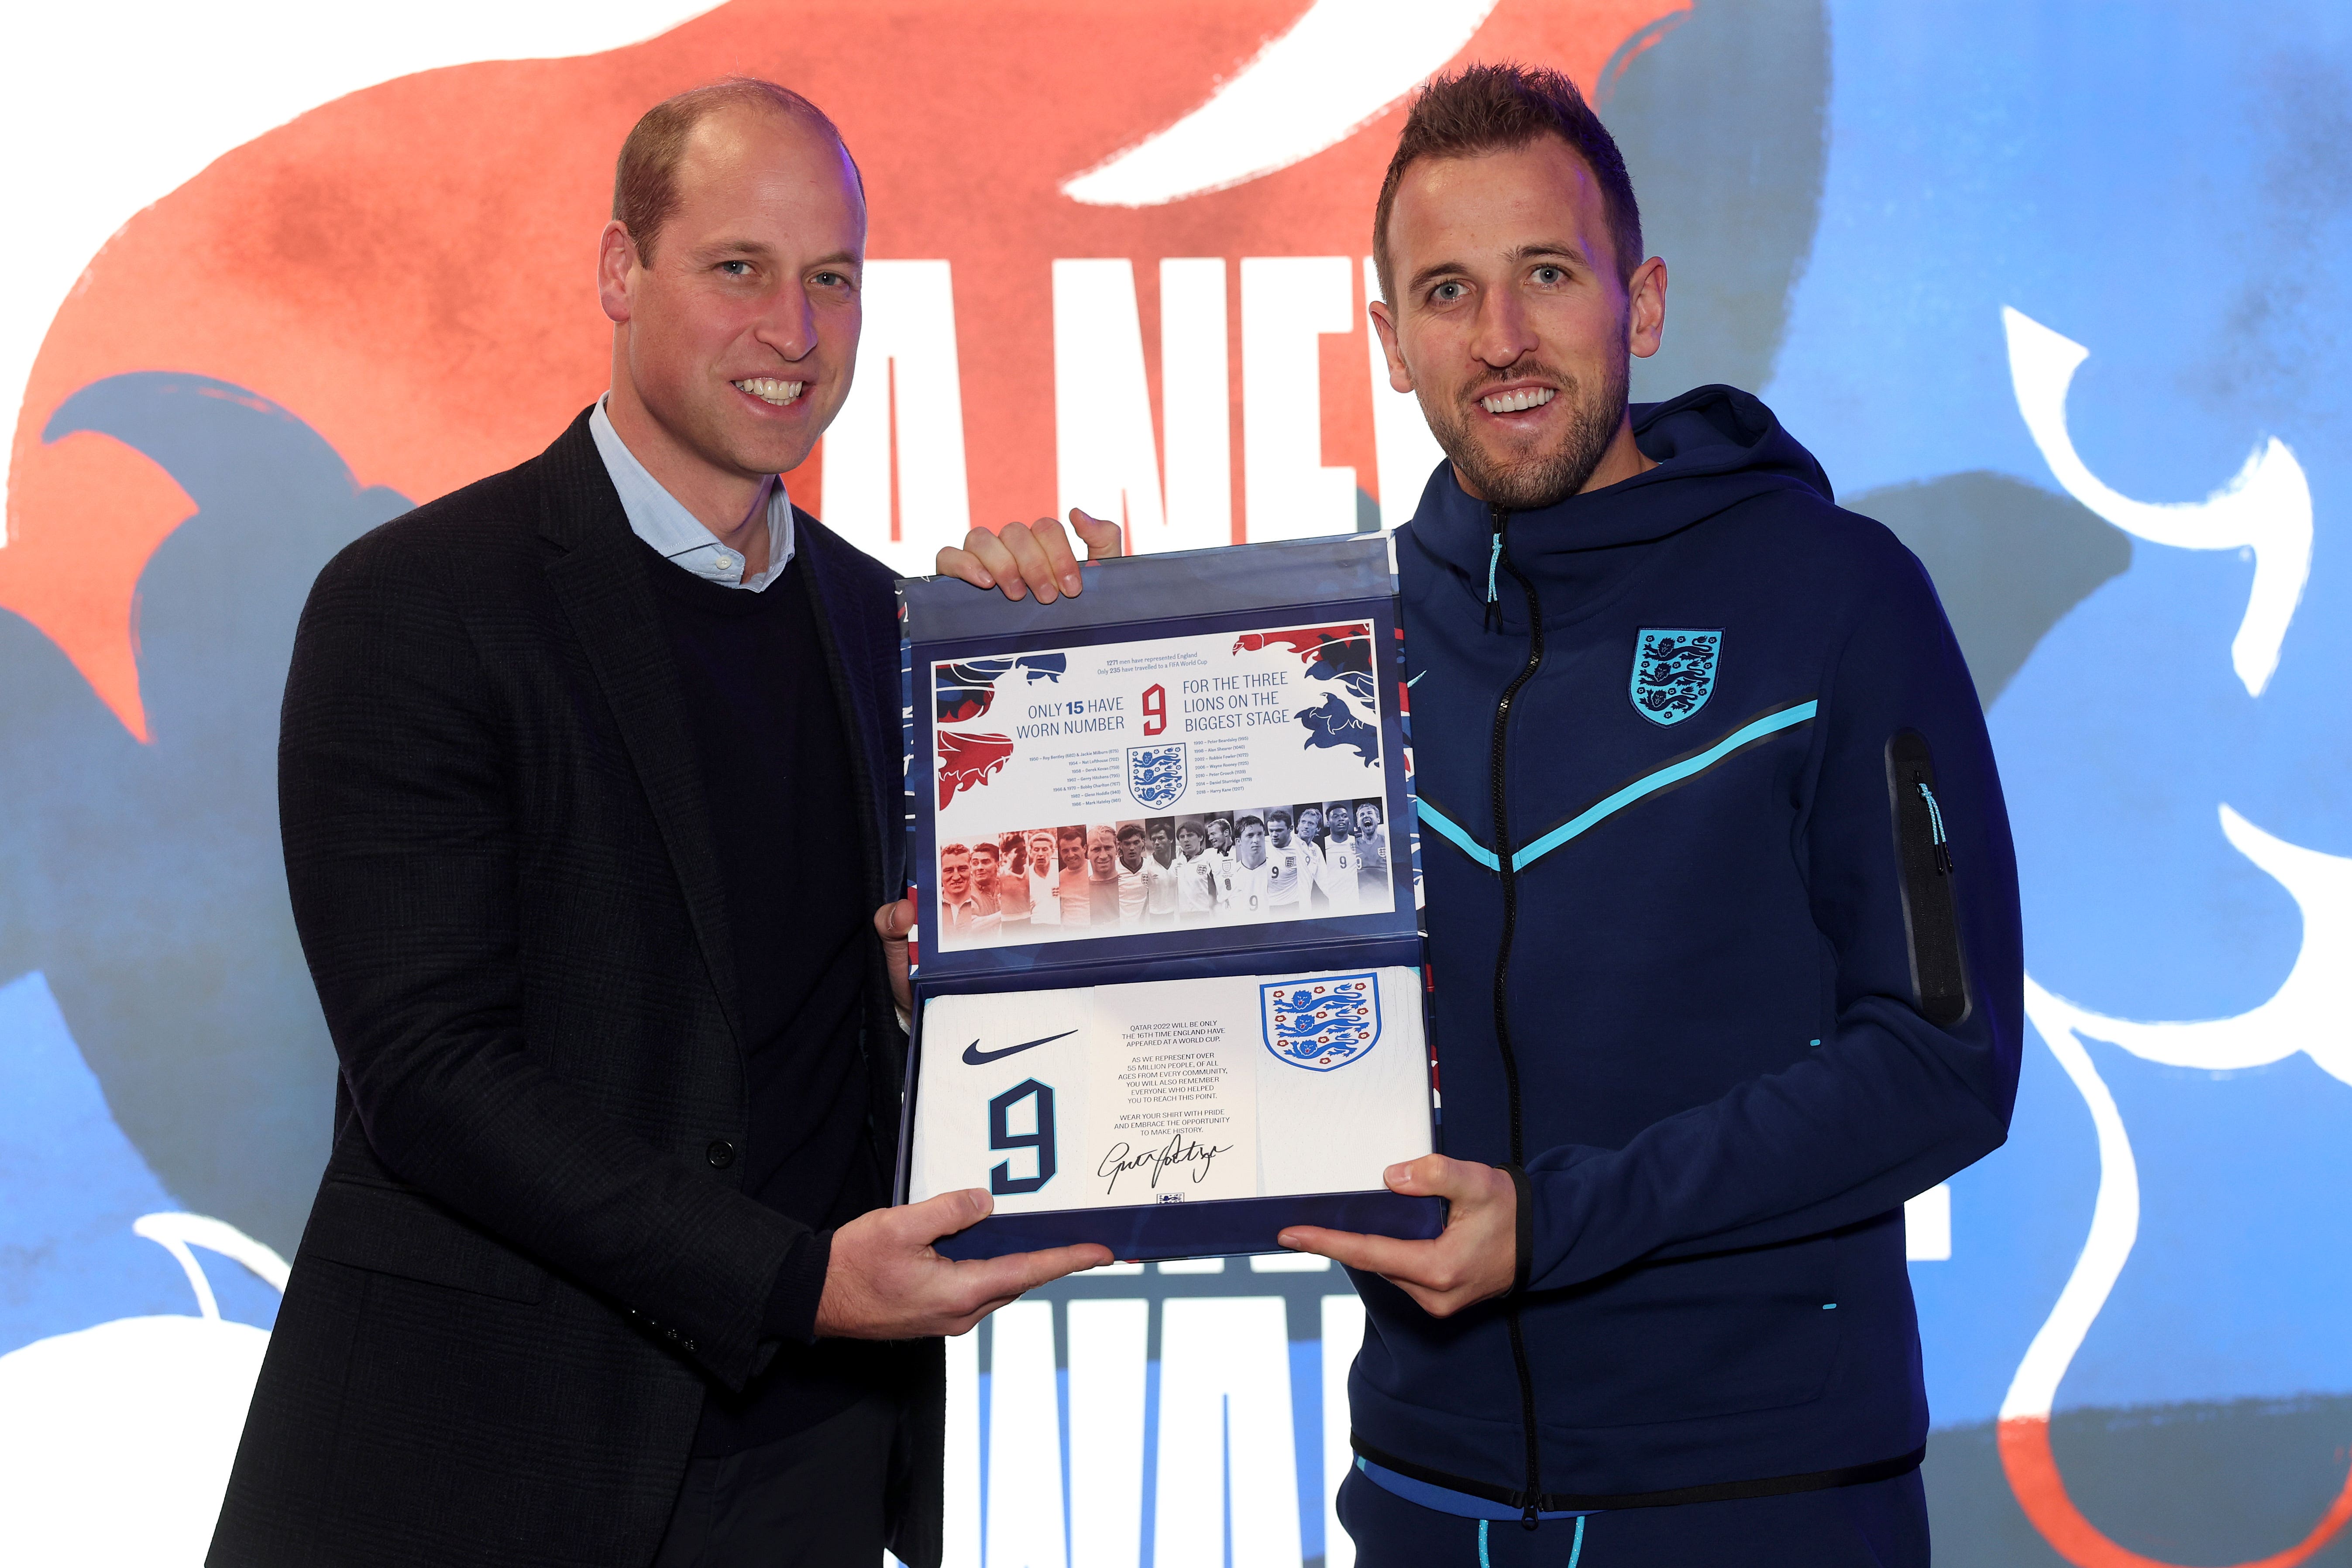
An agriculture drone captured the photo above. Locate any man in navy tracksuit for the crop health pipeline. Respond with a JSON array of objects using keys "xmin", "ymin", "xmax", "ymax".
[{"xmin": 1272, "ymin": 65, "xmax": 2024, "ymax": 1565}]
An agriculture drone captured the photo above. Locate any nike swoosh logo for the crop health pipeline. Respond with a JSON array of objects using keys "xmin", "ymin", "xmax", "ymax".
[
  {"xmin": 962, "ymin": 1028, "xmax": 1079, "ymax": 1066},
  {"xmin": 1406, "ymin": 671, "xmax": 1425, "ymax": 686}
]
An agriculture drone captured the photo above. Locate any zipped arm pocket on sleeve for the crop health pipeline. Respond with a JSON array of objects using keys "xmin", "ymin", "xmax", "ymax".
[{"xmin": 1886, "ymin": 729, "xmax": 1970, "ymax": 1026}]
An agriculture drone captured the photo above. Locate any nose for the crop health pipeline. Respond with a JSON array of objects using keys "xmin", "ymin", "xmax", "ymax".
[
  {"xmin": 1469, "ymin": 284, "xmax": 1537, "ymax": 371},
  {"xmin": 756, "ymin": 279, "xmax": 818, "ymax": 363}
]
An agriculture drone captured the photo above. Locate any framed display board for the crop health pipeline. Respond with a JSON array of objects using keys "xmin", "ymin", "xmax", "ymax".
[{"xmin": 894, "ymin": 535, "xmax": 1442, "ymax": 1260}]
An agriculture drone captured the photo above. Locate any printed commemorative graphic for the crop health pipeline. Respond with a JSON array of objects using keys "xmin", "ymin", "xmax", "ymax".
[
  {"xmin": 928, "ymin": 620, "xmax": 1397, "ymax": 951},
  {"xmin": 906, "ymin": 968, "xmax": 1430, "ymax": 1216}
]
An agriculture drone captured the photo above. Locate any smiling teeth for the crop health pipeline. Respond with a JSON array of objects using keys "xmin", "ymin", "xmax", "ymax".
[
  {"xmin": 735, "ymin": 378, "xmax": 805, "ymax": 406},
  {"xmin": 1481, "ymin": 387, "xmax": 1557, "ymax": 414}
]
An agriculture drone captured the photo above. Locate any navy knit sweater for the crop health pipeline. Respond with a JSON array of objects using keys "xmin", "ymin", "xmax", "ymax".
[{"xmin": 1352, "ymin": 385, "xmax": 2023, "ymax": 1512}]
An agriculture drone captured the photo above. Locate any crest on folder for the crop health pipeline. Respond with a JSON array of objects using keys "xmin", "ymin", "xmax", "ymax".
[
  {"xmin": 1126, "ymin": 743, "xmax": 1188, "ymax": 809},
  {"xmin": 1630, "ymin": 629, "xmax": 1723, "ymax": 726},
  {"xmin": 1259, "ymin": 973, "xmax": 1381, "ymax": 1072}
]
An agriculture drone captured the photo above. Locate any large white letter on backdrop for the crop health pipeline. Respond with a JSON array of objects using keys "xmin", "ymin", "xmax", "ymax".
[
  {"xmin": 942, "ymin": 1327, "xmax": 981, "ymax": 1568},
  {"xmin": 820, "ymin": 259, "xmax": 973, "ymax": 577},
  {"xmin": 986, "ymin": 1301, "xmax": 1066, "ymax": 1568},
  {"xmin": 1053, "ymin": 258, "xmax": 1233, "ymax": 554},
  {"xmin": 1154, "ymin": 1296, "xmax": 1303, "ymax": 1568},
  {"xmin": 1069, "ymin": 1299, "xmax": 1149, "ymax": 1568},
  {"xmin": 1160, "ymin": 258, "xmax": 1236, "ymax": 550},
  {"xmin": 1321, "ymin": 1293, "xmax": 1366, "ymax": 1568},
  {"xmin": 1241, "ymin": 256, "xmax": 1359, "ymax": 542},
  {"xmin": 1054, "ymin": 259, "xmax": 1166, "ymax": 546}
]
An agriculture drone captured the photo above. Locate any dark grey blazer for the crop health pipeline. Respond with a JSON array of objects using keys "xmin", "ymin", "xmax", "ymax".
[{"xmin": 208, "ymin": 410, "xmax": 939, "ymax": 1568}]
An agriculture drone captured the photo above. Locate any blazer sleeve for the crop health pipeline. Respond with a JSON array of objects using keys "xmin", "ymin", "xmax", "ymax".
[
  {"xmin": 279, "ymin": 526, "xmax": 801, "ymax": 1389},
  {"xmin": 1519, "ymin": 547, "xmax": 2025, "ymax": 1292}
]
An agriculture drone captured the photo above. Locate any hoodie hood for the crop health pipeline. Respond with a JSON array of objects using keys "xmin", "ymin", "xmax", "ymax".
[{"xmin": 1406, "ymin": 384, "xmax": 1836, "ymax": 593}]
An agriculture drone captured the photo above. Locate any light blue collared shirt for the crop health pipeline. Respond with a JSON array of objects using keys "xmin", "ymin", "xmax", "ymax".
[{"xmin": 588, "ymin": 397, "xmax": 795, "ymax": 591}]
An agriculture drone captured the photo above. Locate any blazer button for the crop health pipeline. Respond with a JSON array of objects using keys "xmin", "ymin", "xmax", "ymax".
[{"xmin": 707, "ymin": 1139, "xmax": 736, "ymax": 1169}]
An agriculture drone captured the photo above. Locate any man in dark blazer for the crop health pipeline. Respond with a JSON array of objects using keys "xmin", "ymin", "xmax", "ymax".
[{"xmin": 210, "ymin": 80, "xmax": 1112, "ymax": 1568}]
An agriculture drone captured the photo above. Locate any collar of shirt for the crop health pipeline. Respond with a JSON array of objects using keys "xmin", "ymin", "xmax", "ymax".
[{"xmin": 589, "ymin": 396, "xmax": 795, "ymax": 591}]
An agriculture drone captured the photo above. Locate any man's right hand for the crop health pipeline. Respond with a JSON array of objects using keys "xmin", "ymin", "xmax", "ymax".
[
  {"xmin": 935, "ymin": 509, "xmax": 1121, "ymax": 604},
  {"xmin": 815, "ymin": 1188, "xmax": 1113, "ymax": 1338}
]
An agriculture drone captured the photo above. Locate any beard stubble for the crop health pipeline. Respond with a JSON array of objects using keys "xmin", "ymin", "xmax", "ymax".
[{"xmin": 1420, "ymin": 340, "xmax": 1631, "ymax": 512}]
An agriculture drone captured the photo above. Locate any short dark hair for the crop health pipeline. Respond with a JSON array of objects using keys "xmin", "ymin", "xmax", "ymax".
[
  {"xmin": 612, "ymin": 78, "xmax": 860, "ymax": 264},
  {"xmin": 1372, "ymin": 62, "xmax": 1642, "ymax": 301}
]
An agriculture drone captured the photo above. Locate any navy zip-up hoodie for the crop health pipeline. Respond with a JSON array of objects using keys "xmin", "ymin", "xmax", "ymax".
[{"xmin": 1353, "ymin": 385, "xmax": 2023, "ymax": 1513}]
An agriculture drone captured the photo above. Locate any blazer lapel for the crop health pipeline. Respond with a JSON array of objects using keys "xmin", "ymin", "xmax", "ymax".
[
  {"xmin": 533, "ymin": 412, "xmax": 744, "ymax": 1050},
  {"xmin": 795, "ymin": 510, "xmax": 912, "ymax": 1122},
  {"xmin": 797, "ymin": 515, "xmax": 902, "ymax": 907}
]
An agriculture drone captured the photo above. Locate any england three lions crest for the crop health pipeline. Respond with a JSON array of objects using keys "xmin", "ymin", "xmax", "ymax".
[
  {"xmin": 1126, "ymin": 743, "xmax": 1187, "ymax": 809},
  {"xmin": 1260, "ymin": 973, "xmax": 1380, "ymax": 1072},
  {"xmin": 1630, "ymin": 629, "xmax": 1723, "ymax": 726}
]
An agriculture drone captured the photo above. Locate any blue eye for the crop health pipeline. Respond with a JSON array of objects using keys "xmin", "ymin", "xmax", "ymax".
[{"xmin": 1534, "ymin": 266, "xmax": 1565, "ymax": 284}]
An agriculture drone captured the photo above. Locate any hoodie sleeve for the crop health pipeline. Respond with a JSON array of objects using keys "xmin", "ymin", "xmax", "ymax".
[{"xmin": 1520, "ymin": 545, "xmax": 2024, "ymax": 1291}]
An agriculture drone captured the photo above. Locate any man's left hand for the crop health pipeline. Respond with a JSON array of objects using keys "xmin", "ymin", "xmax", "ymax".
[
  {"xmin": 1277, "ymin": 1154, "xmax": 1518, "ymax": 1318},
  {"xmin": 937, "ymin": 509, "xmax": 1121, "ymax": 603}
]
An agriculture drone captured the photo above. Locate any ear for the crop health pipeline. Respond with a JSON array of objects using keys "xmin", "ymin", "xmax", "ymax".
[
  {"xmin": 598, "ymin": 221, "xmax": 640, "ymax": 326},
  {"xmin": 1368, "ymin": 297, "xmax": 1416, "ymax": 394},
  {"xmin": 1626, "ymin": 255, "xmax": 1668, "ymax": 361}
]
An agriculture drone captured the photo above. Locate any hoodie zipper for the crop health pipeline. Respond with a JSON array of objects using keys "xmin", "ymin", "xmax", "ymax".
[{"xmin": 1486, "ymin": 502, "xmax": 1547, "ymax": 1528}]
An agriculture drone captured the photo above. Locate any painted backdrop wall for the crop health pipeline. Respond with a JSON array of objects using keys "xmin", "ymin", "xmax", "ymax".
[{"xmin": 3, "ymin": 3, "xmax": 2348, "ymax": 1565}]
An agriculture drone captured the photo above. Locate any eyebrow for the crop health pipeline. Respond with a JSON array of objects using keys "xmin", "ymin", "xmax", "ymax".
[
  {"xmin": 1406, "ymin": 240, "xmax": 1588, "ymax": 296},
  {"xmin": 692, "ymin": 241, "xmax": 863, "ymax": 272}
]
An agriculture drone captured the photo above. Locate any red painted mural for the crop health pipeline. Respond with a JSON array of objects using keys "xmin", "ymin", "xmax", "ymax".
[{"xmin": 2, "ymin": 0, "xmax": 1681, "ymax": 739}]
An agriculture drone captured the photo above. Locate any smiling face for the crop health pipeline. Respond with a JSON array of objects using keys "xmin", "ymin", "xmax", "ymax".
[
  {"xmin": 1208, "ymin": 820, "xmax": 1233, "ymax": 854},
  {"xmin": 1371, "ymin": 137, "xmax": 1665, "ymax": 511},
  {"xmin": 1297, "ymin": 805, "xmax": 1322, "ymax": 840},
  {"xmin": 1088, "ymin": 826, "xmax": 1118, "ymax": 877},
  {"xmin": 940, "ymin": 847, "xmax": 970, "ymax": 901},
  {"xmin": 598, "ymin": 104, "xmax": 867, "ymax": 525}
]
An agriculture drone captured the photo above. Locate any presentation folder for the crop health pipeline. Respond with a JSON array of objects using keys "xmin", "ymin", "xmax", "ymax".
[{"xmin": 893, "ymin": 534, "xmax": 1443, "ymax": 1262}]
